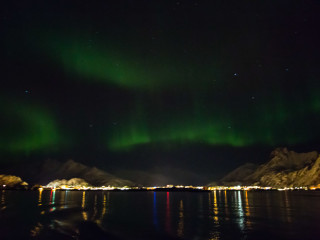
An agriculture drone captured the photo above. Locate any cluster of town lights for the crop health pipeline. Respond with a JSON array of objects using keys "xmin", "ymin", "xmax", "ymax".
[
  {"xmin": 38, "ymin": 184, "xmax": 319, "ymax": 191},
  {"xmin": 41, "ymin": 184, "xmax": 205, "ymax": 191}
]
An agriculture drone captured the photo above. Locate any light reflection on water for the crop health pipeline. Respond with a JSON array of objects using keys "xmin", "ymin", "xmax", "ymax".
[
  {"xmin": 224, "ymin": 190, "xmax": 229, "ymax": 220},
  {"xmin": 209, "ymin": 190, "xmax": 220, "ymax": 240},
  {"xmin": 1, "ymin": 190, "xmax": 320, "ymax": 240},
  {"xmin": 38, "ymin": 188, "xmax": 43, "ymax": 206},
  {"xmin": 81, "ymin": 191, "xmax": 87, "ymax": 221},
  {"xmin": 99, "ymin": 193, "xmax": 107, "ymax": 222},
  {"xmin": 49, "ymin": 189, "xmax": 56, "ymax": 212},
  {"xmin": 165, "ymin": 192, "xmax": 171, "ymax": 235},
  {"xmin": 283, "ymin": 191, "xmax": 292, "ymax": 223},
  {"xmin": 177, "ymin": 199, "xmax": 184, "ymax": 238},
  {"xmin": 244, "ymin": 191, "xmax": 252, "ymax": 229},
  {"xmin": 213, "ymin": 190, "xmax": 219, "ymax": 224},
  {"xmin": 153, "ymin": 192, "xmax": 158, "ymax": 230},
  {"xmin": 1, "ymin": 190, "xmax": 6, "ymax": 211},
  {"xmin": 236, "ymin": 191, "xmax": 244, "ymax": 231}
]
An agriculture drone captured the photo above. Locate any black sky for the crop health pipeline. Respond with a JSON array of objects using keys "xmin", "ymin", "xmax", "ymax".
[{"xmin": 1, "ymin": 1, "xmax": 320, "ymax": 184}]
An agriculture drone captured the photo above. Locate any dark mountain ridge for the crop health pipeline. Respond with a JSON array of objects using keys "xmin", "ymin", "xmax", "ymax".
[
  {"xmin": 3, "ymin": 159, "xmax": 134, "ymax": 187},
  {"xmin": 219, "ymin": 148, "xmax": 320, "ymax": 188}
]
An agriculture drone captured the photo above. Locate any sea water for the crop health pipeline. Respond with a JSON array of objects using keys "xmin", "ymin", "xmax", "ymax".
[{"xmin": 0, "ymin": 190, "xmax": 320, "ymax": 240}]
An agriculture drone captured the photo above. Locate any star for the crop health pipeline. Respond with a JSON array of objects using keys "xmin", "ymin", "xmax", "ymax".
[{"xmin": 233, "ymin": 73, "xmax": 238, "ymax": 76}]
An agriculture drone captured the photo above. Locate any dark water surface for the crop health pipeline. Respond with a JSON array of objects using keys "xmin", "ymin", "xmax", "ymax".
[{"xmin": 0, "ymin": 190, "xmax": 320, "ymax": 240}]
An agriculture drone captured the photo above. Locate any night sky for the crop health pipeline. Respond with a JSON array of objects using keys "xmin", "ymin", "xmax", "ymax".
[{"xmin": 1, "ymin": 1, "xmax": 320, "ymax": 184}]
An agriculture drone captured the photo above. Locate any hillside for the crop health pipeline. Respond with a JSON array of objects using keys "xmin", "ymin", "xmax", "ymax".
[
  {"xmin": 219, "ymin": 148, "xmax": 320, "ymax": 188},
  {"xmin": 4, "ymin": 159, "xmax": 134, "ymax": 187}
]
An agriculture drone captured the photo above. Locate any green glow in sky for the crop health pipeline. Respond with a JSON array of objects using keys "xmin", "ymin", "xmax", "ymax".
[
  {"xmin": 29, "ymin": 31, "xmax": 319, "ymax": 152},
  {"xmin": 108, "ymin": 120, "xmax": 248, "ymax": 151},
  {"xmin": 107, "ymin": 95, "xmax": 311, "ymax": 151},
  {"xmin": 0, "ymin": 101, "xmax": 61, "ymax": 154},
  {"xmin": 42, "ymin": 33, "xmax": 218, "ymax": 91}
]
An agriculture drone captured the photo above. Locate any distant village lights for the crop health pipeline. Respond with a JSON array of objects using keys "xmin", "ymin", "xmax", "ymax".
[{"xmin": 38, "ymin": 184, "xmax": 314, "ymax": 191}]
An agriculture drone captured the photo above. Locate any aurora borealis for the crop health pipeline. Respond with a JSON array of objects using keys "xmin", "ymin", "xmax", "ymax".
[
  {"xmin": 0, "ymin": 99, "xmax": 62, "ymax": 154},
  {"xmin": 1, "ymin": 1, "xmax": 320, "ymax": 181}
]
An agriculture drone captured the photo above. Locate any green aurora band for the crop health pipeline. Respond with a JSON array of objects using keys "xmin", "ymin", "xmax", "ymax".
[
  {"xmin": 107, "ymin": 93, "xmax": 315, "ymax": 151},
  {"xmin": 41, "ymin": 33, "xmax": 218, "ymax": 91},
  {"xmin": 0, "ymin": 100, "xmax": 62, "ymax": 154},
  {"xmin": 36, "ymin": 32, "xmax": 319, "ymax": 151}
]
